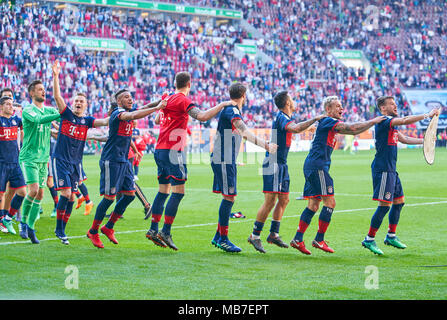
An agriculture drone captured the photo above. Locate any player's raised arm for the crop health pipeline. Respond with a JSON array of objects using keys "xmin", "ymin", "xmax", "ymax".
[
  {"xmin": 391, "ymin": 108, "xmax": 440, "ymax": 127},
  {"xmin": 232, "ymin": 118, "xmax": 278, "ymax": 154},
  {"xmin": 334, "ymin": 116, "xmax": 386, "ymax": 135},
  {"xmin": 52, "ymin": 60, "xmax": 67, "ymax": 114},
  {"xmin": 188, "ymin": 100, "xmax": 233, "ymax": 122},
  {"xmin": 119, "ymin": 99, "xmax": 167, "ymax": 121},
  {"xmin": 286, "ymin": 115, "xmax": 326, "ymax": 134}
]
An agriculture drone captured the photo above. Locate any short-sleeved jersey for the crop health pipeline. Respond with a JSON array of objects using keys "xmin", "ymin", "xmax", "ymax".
[
  {"xmin": 371, "ymin": 116, "xmax": 398, "ymax": 172},
  {"xmin": 53, "ymin": 107, "xmax": 95, "ymax": 164},
  {"xmin": 0, "ymin": 115, "xmax": 22, "ymax": 164},
  {"xmin": 156, "ymin": 93, "xmax": 196, "ymax": 151},
  {"xmin": 303, "ymin": 116, "xmax": 340, "ymax": 171},
  {"xmin": 19, "ymin": 103, "xmax": 60, "ymax": 163},
  {"xmin": 101, "ymin": 107, "xmax": 134, "ymax": 163},
  {"xmin": 211, "ymin": 105, "xmax": 243, "ymax": 165},
  {"xmin": 265, "ymin": 111, "xmax": 293, "ymax": 164}
]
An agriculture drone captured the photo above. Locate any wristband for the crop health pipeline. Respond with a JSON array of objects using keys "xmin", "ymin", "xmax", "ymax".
[{"xmin": 424, "ymin": 113, "xmax": 430, "ymax": 120}]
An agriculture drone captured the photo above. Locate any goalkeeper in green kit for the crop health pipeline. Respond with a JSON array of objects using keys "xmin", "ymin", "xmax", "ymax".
[{"xmin": 19, "ymin": 80, "xmax": 60, "ymax": 243}]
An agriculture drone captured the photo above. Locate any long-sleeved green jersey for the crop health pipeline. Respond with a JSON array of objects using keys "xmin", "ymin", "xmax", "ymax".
[{"xmin": 19, "ymin": 103, "xmax": 61, "ymax": 163}]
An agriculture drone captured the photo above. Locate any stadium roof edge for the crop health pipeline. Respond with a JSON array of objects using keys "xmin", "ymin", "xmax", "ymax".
[{"xmin": 43, "ymin": 0, "xmax": 243, "ymax": 19}]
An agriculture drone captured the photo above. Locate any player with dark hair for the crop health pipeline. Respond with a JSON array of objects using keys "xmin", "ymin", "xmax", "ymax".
[
  {"xmin": 19, "ymin": 79, "xmax": 61, "ymax": 243},
  {"xmin": 51, "ymin": 61, "xmax": 110, "ymax": 245},
  {"xmin": 361, "ymin": 96, "xmax": 440, "ymax": 255},
  {"xmin": 0, "ymin": 96, "xmax": 27, "ymax": 235},
  {"xmin": 290, "ymin": 96, "xmax": 386, "ymax": 255},
  {"xmin": 86, "ymin": 88, "xmax": 166, "ymax": 249},
  {"xmin": 247, "ymin": 91, "xmax": 325, "ymax": 253},
  {"xmin": 0, "ymin": 88, "xmax": 17, "ymax": 232},
  {"xmin": 145, "ymin": 71, "xmax": 232, "ymax": 251},
  {"xmin": 210, "ymin": 83, "xmax": 278, "ymax": 253}
]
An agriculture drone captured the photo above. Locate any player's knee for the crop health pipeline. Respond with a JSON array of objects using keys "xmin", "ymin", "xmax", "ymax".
[
  {"xmin": 16, "ymin": 187, "xmax": 26, "ymax": 198},
  {"xmin": 278, "ymin": 197, "xmax": 290, "ymax": 208},
  {"xmin": 60, "ymin": 189, "xmax": 71, "ymax": 198},
  {"xmin": 324, "ymin": 196, "xmax": 336, "ymax": 208}
]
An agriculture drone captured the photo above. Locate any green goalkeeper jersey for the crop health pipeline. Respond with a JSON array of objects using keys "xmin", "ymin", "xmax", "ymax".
[{"xmin": 19, "ymin": 103, "xmax": 60, "ymax": 163}]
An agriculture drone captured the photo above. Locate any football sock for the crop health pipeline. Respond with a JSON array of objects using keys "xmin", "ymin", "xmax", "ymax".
[
  {"xmin": 134, "ymin": 165, "xmax": 139, "ymax": 176},
  {"xmin": 79, "ymin": 183, "xmax": 91, "ymax": 203},
  {"xmin": 270, "ymin": 220, "xmax": 280, "ymax": 235},
  {"xmin": 294, "ymin": 207, "xmax": 316, "ymax": 242},
  {"xmin": 315, "ymin": 206, "xmax": 333, "ymax": 242},
  {"xmin": 90, "ymin": 198, "xmax": 114, "ymax": 234},
  {"xmin": 218, "ymin": 199, "xmax": 234, "ymax": 240},
  {"xmin": 150, "ymin": 192, "xmax": 169, "ymax": 232},
  {"xmin": 252, "ymin": 221, "xmax": 264, "ymax": 238},
  {"xmin": 367, "ymin": 205, "xmax": 391, "ymax": 239},
  {"xmin": 49, "ymin": 186, "xmax": 58, "ymax": 207},
  {"xmin": 104, "ymin": 194, "xmax": 135, "ymax": 229},
  {"xmin": 62, "ymin": 201, "xmax": 74, "ymax": 232},
  {"xmin": 56, "ymin": 195, "xmax": 69, "ymax": 232},
  {"xmin": 27, "ymin": 199, "xmax": 41, "ymax": 230},
  {"xmin": 21, "ymin": 195, "xmax": 34, "ymax": 224},
  {"xmin": 8, "ymin": 194, "xmax": 24, "ymax": 218},
  {"xmin": 388, "ymin": 203, "xmax": 404, "ymax": 237},
  {"xmin": 75, "ymin": 190, "xmax": 82, "ymax": 198},
  {"xmin": 0, "ymin": 209, "xmax": 7, "ymax": 219},
  {"xmin": 161, "ymin": 192, "xmax": 184, "ymax": 235},
  {"xmin": 135, "ymin": 182, "xmax": 150, "ymax": 208}
]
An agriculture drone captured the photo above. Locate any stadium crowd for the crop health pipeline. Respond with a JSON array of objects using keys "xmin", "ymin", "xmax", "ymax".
[{"xmin": 1, "ymin": 0, "xmax": 446, "ymax": 129}]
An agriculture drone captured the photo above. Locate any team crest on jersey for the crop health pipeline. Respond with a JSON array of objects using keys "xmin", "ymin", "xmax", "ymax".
[
  {"xmin": 385, "ymin": 192, "xmax": 391, "ymax": 200},
  {"xmin": 12, "ymin": 120, "xmax": 16, "ymax": 125},
  {"xmin": 233, "ymin": 107, "xmax": 240, "ymax": 115},
  {"xmin": 81, "ymin": 119, "xmax": 86, "ymax": 124},
  {"xmin": 110, "ymin": 187, "xmax": 116, "ymax": 194},
  {"xmin": 327, "ymin": 186, "xmax": 333, "ymax": 194},
  {"xmin": 59, "ymin": 179, "xmax": 64, "ymax": 186},
  {"xmin": 229, "ymin": 187, "xmax": 235, "ymax": 194}
]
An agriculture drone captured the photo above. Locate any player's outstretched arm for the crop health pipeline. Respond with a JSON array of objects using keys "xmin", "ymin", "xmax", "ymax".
[
  {"xmin": 233, "ymin": 119, "xmax": 278, "ymax": 154},
  {"xmin": 188, "ymin": 101, "xmax": 233, "ymax": 122},
  {"xmin": 286, "ymin": 115, "xmax": 326, "ymax": 134},
  {"xmin": 397, "ymin": 131, "xmax": 423, "ymax": 145},
  {"xmin": 22, "ymin": 106, "xmax": 60, "ymax": 124},
  {"xmin": 93, "ymin": 117, "xmax": 110, "ymax": 128},
  {"xmin": 391, "ymin": 108, "xmax": 440, "ymax": 126},
  {"xmin": 119, "ymin": 100, "xmax": 167, "ymax": 121},
  {"xmin": 52, "ymin": 60, "xmax": 67, "ymax": 114},
  {"xmin": 335, "ymin": 116, "xmax": 386, "ymax": 135}
]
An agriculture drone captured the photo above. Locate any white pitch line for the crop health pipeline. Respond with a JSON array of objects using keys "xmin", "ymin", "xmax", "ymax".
[{"xmin": 1, "ymin": 200, "xmax": 447, "ymax": 246}]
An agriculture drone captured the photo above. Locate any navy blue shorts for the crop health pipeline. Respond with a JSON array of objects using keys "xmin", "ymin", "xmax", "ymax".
[
  {"xmin": 303, "ymin": 168, "xmax": 334, "ymax": 201},
  {"xmin": 211, "ymin": 162, "xmax": 237, "ymax": 197},
  {"xmin": 155, "ymin": 149, "xmax": 187, "ymax": 186},
  {"xmin": 372, "ymin": 171, "xmax": 404, "ymax": 203},
  {"xmin": 0, "ymin": 162, "xmax": 26, "ymax": 193},
  {"xmin": 99, "ymin": 160, "xmax": 135, "ymax": 197},
  {"xmin": 51, "ymin": 157, "xmax": 81, "ymax": 193},
  {"xmin": 262, "ymin": 160, "xmax": 290, "ymax": 194}
]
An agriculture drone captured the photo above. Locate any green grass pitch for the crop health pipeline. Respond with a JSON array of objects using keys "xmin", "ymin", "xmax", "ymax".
[{"xmin": 1, "ymin": 148, "xmax": 446, "ymax": 300}]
